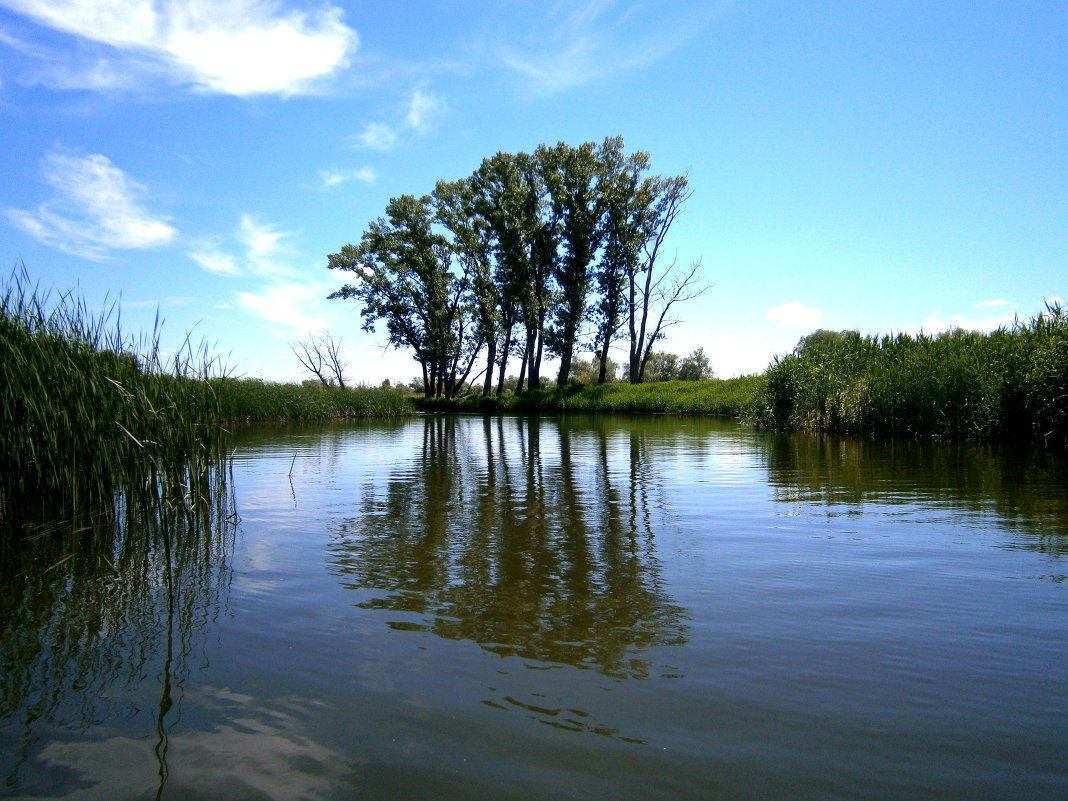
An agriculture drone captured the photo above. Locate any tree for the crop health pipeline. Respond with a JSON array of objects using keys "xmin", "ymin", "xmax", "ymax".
[
  {"xmin": 678, "ymin": 347, "xmax": 714, "ymax": 381},
  {"xmin": 470, "ymin": 151, "xmax": 556, "ymax": 393},
  {"xmin": 327, "ymin": 138, "xmax": 709, "ymax": 393},
  {"xmin": 642, "ymin": 351, "xmax": 680, "ymax": 382},
  {"xmin": 627, "ymin": 174, "xmax": 709, "ymax": 383},
  {"xmin": 593, "ymin": 146, "xmax": 655, "ymax": 384},
  {"xmin": 291, "ymin": 333, "xmax": 347, "ymax": 387},
  {"xmin": 539, "ymin": 139, "xmax": 613, "ymax": 385},
  {"xmin": 434, "ymin": 177, "xmax": 499, "ymax": 397},
  {"xmin": 327, "ymin": 194, "xmax": 472, "ymax": 398}
]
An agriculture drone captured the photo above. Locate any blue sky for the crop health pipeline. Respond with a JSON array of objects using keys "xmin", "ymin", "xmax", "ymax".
[{"xmin": 1, "ymin": 1, "xmax": 1064, "ymax": 384}]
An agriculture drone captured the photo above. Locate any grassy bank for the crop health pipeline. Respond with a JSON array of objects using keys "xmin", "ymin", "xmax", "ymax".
[
  {"xmin": 417, "ymin": 375, "xmax": 765, "ymax": 416},
  {"xmin": 747, "ymin": 306, "xmax": 1068, "ymax": 447}
]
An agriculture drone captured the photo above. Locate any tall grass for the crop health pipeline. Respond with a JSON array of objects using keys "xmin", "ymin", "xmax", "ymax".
[
  {"xmin": 0, "ymin": 270, "xmax": 417, "ymax": 530},
  {"xmin": 748, "ymin": 305, "xmax": 1068, "ymax": 447},
  {"xmin": 211, "ymin": 378, "xmax": 415, "ymax": 422},
  {"xmin": 0, "ymin": 270, "xmax": 226, "ymax": 530}
]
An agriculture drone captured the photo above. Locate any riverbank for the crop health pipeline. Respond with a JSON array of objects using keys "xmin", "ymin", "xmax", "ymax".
[{"xmin": 417, "ymin": 376, "xmax": 764, "ymax": 417}]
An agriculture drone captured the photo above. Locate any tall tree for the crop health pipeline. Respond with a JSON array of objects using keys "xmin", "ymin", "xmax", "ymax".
[
  {"xmin": 470, "ymin": 151, "xmax": 556, "ymax": 392},
  {"xmin": 326, "ymin": 194, "xmax": 470, "ymax": 397},
  {"xmin": 593, "ymin": 146, "xmax": 655, "ymax": 384},
  {"xmin": 627, "ymin": 174, "xmax": 708, "ymax": 383},
  {"xmin": 434, "ymin": 177, "xmax": 499, "ymax": 397},
  {"xmin": 539, "ymin": 139, "xmax": 612, "ymax": 385}
]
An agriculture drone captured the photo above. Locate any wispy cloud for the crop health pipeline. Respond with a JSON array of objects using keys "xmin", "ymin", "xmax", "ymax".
[
  {"xmin": 973, "ymin": 299, "xmax": 1011, "ymax": 308},
  {"xmin": 405, "ymin": 88, "xmax": 445, "ymax": 132},
  {"xmin": 189, "ymin": 213, "xmax": 338, "ymax": 334},
  {"xmin": 4, "ymin": 149, "xmax": 177, "ymax": 259},
  {"xmin": 188, "ymin": 214, "xmax": 295, "ymax": 279},
  {"xmin": 0, "ymin": 0, "xmax": 358, "ymax": 96},
  {"xmin": 318, "ymin": 167, "xmax": 376, "ymax": 188},
  {"xmin": 921, "ymin": 308, "xmax": 1018, "ymax": 334},
  {"xmin": 355, "ymin": 121, "xmax": 399, "ymax": 151},
  {"xmin": 354, "ymin": 87, "xmax": 445, "ymax": 151},
  {"xmin": 189, "ymin": 248, "xmax": 241, "ymax": 277},
  {"xmin": 766, "ymin": 301, "xmax": 823, "ymax": 329},
  {"xmin": 236, "ymin": 281, "xmax": 331, "ymax": 333},
  {"xmin": 491, "ymin": 1, "xmax": 728, "ymax": 94}
]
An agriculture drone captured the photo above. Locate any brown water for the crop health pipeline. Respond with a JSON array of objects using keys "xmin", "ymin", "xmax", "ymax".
[{"xmin": 2, "ymin": 415, "xmax": 1066, "ymax": 800}]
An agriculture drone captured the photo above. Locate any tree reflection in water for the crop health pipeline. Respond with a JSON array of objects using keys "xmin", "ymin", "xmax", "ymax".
[{"xmin": 328, "ymin": 415, "xmax": 689, "ymax": 678}]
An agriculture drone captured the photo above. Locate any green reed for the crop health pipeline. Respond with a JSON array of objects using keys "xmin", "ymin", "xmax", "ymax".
[
  {"xmin": 749, "ymin": 304, "xmax": 1068, "ymax": 447},
  {"xmin": 0, "ymin": 270, "xmax": 226, "ymax": 530},
  {"xmin": 210, "ymin": 378, "xmax": 416, "ymax": 422}
]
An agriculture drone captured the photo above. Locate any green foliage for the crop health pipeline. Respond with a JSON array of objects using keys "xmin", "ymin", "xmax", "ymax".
[
  {"xmin": 749, "ymin": 308, "xmax": 1068, "ymax": 447},
  {"xmin": 623, "ymin": 347, "xmax": 714, "ymax": 382},
  {"xmin": 566, "ymin": 354, "xmax": 620, "ymax": 384},
  {"xmin": 0, "ymin": 270, "xmax": 417, "ymax": 531},
  {"xmin": 678, "ymin": 347, "xmax": 714, "ymax": 381}
]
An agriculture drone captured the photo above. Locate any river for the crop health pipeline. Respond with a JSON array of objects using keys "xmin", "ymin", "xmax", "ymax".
[{"xmin": 2, "ymin": 415, "xmax": 1066, "ymax": 800}]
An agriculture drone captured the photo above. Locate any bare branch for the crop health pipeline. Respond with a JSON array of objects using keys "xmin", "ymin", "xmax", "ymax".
[{"xmin": 291, "ymin": 333, "xmax": 348, "ymax": 388}]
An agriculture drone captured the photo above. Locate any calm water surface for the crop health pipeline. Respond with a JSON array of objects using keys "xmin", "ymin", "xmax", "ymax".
[{"xmin": 2, "ymin": 415, "xmax": 1066, "ymax": 800}]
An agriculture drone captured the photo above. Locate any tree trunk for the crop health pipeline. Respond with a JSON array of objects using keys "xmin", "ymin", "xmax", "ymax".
[{"xmin": 482, "ymin": 338, "xmax": 496, "ymax": 397}]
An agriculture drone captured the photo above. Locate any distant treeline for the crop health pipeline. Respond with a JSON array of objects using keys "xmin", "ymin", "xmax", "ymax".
[{"xmin": 746, "ymin": 305, "xmax": 1068, "ymax": 448}]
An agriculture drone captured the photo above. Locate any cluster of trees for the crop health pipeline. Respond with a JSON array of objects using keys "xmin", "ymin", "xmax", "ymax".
[{"xmin": 327, "ymin": 137, "xmax": 708, "ymax": 398}]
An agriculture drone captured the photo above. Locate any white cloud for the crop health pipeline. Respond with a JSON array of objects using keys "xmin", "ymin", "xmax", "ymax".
[
  {"xmin": 189, "ymin": 247, "xmax": 241, "ymax": 276},
  {"xmin": 353, "ymin": 87, "xmax": 444, "ymax": 152},
  {"xmin": 405, "ymin": 88, "xmax": 444, "ymax": 132},
  {"xmin": 318, "ymin": 166, "xmax": 375, "ymax": 188},
  {"xmin": 355, "ymin": 121, "xmax": 398, "ymax": 151},
  {"xmin": 766, "ymin": 301, "xmax": 823, "ymax": 329},
  {"xmin": 236, "ymin": 280, "xmax": 330, "ymax": 333},
  {"xmin": 188, "ymin": 214, "xmax": 296, "ymax": 278},
  {"xmin": 920, "ymin": 309, "xmax": 1017, "ymax": 334},
  {"xmin": 0, "ymin": 0, "xmax": 357, "ymax": 96},
  {"xmin": 238, "ymin": 215, "xmax": 285, "ymax": 260},
  {"xmin": 4, "ymin": 150, "xmax": 176, "ymax": 259}
]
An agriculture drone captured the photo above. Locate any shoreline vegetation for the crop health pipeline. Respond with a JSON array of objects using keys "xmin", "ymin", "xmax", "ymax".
[
  {"xmin": 3, "ymin": 270, "xmax": 1065, "ymax": 531},
  {"xmin": 0, "ymin": 272, "xmax": 411, "ymax": 531}
]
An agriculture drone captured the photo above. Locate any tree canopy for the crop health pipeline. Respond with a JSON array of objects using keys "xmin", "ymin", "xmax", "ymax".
[{"xmin": 328, "ymin": 137, "xmax": 707, "ymax": 397}]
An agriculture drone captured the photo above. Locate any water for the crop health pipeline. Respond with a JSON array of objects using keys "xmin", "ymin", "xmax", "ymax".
[{"xmin": 2, "ymin": 415, "xmax": 1066, "ymax": 800}]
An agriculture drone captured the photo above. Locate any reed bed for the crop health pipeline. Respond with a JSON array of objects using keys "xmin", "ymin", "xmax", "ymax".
[
  {"xmin": 0, "ymin": 271, "xmax": 230, "ymax": 531},
  {"xmin": 748, "ymin": 305, "xmax": 1068, "ymax": 447},
  {"xmin": 1, "ymin": 271, "xmax": 419, "ymax": 532},
  {"xmin": 210, "ymin": 378, "xmax": 415, "ymax": 422}
]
